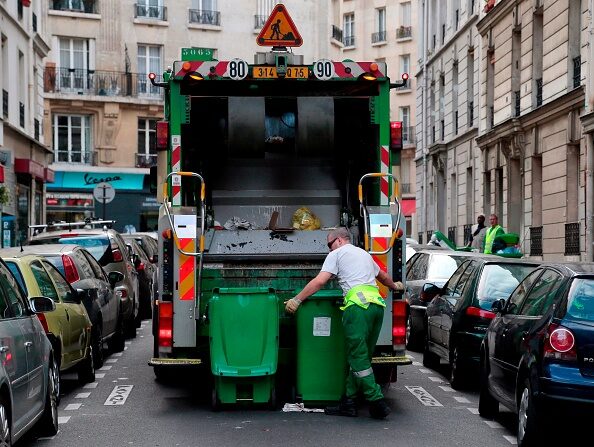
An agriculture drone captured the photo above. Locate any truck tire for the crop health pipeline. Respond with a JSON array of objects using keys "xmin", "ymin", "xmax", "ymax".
[{"xmin": 211, "ymin": 389, "xmax": 220, "ymax": 412}]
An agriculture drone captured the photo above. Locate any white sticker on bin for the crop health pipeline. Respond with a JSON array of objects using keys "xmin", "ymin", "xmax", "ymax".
[{"xmin": 313, "ymin": 317, "xmax": 331, "ymax": 337}]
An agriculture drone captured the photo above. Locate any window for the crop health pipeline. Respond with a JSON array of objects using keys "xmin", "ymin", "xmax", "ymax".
[
  {"xmin": 518, "ymin": 270, "xmax": 562, "ymax": 317},
  {"xmin": 58, "ymin": 37, "xmax": 91, "ymax": 91},
  {"xmin": 136, "ymin": 0, "xmax": 165, "ymax": 20},
  {"xmin": 0, "ymin": 263, "xmax": 26, "ymax": 318},
  {"xmin": 53, "ymin": 114, "xmax": 92, "ymax": 163},
  {"xmin": 452, "ymin": 261, "xmax": 476, "ymax": 297},
  {"xmin": 477, "ymin": 264, "xmax": 536, "ymax": 311},
  {"xmin": 0, "ymin": 279, "xmax": 10, "ymax": 319},
  {"xmin": 406, "ymin": 253, "xmax": 429, "ymax": 281},
  {"xmin": 343, "ymin": 13, "xmax": 355, "ymax": 46},
  {"xmin": 190, "ymin": 0, "xmax": 219, "ymax": 24},
  {"xmin": 427, "ymin": 254, "xmax": 466, "ymax": 281},
  {"xmin": 44, "ymin": 262, "xmax": 76, "ymax": 303},
  {"xmin": 137, "ymin": 45, "xmax": 161, "ymax": 95},
  {"xmin": 30, "ymin": 261, "xmax": 60, "ymax": 301},
  {"xmin": 506, "ymin": 270, "xmax": 541, "ymax": 315},
  {"xmin": 400, "ymin": 54, "xmax": 410, "ymax": 77},
  {"xmin": 83, "ymin": 251, "xmax": 108, "ymax": 281},
  {"xmin": 73, "ymin": 250, "xmax": 95, "ymax": 280},
  {"xmin": 400, "ymin": 2, "xmax": 411, "ymax": 26},
  {"xmin": 138, "ymin": 119, "xmax": 157, "ymax": 155},
  {"xmin": 566, "ymin": 279, "xmax": 594, "ymax": 321},
  {"xmin": 444, "ymin": 261, "xmax": 471, "ymax": 296},
  {"xmin": 400, "ymin": 107, "xmax": 410, "ymax": 142},
  {"xmin": 6, "ymin": 262, "xmax": 27, "ymax": 295}
]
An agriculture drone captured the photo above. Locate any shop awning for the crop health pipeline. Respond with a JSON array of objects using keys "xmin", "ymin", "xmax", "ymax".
[
  {"xmin": 0, "ymin": 165, "xmax": 4, "ymax": 183},
  {"xmin": 44, "ymin": 168, "xmax": 55, "ymax": 183},
  {"xmin": 47, "ymin": 171, "xmax": 145, "ymax": 190},
  {"xmin": 401, "ymin": 198, "xmax": 416, "ymax": 216},
  {"xmin": 15, "ymin": 158, "xmax": 45, "ymax": 181}
]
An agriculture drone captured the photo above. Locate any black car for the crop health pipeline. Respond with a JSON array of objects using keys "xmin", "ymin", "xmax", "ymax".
[
  {"xmin": 124, "ymin": 238, "xmax": 156, "ymax": 320},
  {"xmin": 405, "ymin": 249, "xmax": 476, "ymax": 350},
  {"xmin": 423, "ymin": 257, "xmax": 539, "ymax": 388},
  {"xmin": 479, "ymin": 263, "xmax": 594, "ymax": 447}
]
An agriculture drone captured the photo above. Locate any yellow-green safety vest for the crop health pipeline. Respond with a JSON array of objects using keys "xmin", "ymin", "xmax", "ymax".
[
  {"xmin": 341, "ymin": 284, "xmax": 386, "ymax": 311},
  {"xmin": 484, "ymin": 225, "xmax": 503, "ymax": 254}
]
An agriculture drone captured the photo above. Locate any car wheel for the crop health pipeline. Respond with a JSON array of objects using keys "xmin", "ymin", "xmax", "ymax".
[
  {"xmin": 77, "ymin": 346, "xmax": 95, "ymax": 384},
  {"xmin": 406, "ymin": 313, "xmax": 422, "ymax": 351},
  {"xmin": 422, "ymin": 331, "xmax": 440, "ymax": 369},
  {"xmin": 517, "ymin": 378, "xmax": 542, "ymax": 447},
  {"xmin": 36, "ymin": 358, "xmax": 59, "ymax": 437},
  {"xmin": 449, "ymin": 346, "xmax": 465, "ymax": 390},
  {"xmin": 211, "ymin": 389, "xmax": 220, "ymax": 412},
  {"xmin": 0, "ymin": 397, "xmax": 11, "ymax": 447},
  {"xmin": 478, "ymin": 356, "xmax": 499, "ymax": 418},
  {"xmin": 108, "ymin": 317, "xmax": 125, "ymax": 353},
  {"xmin": 92, "ymin": 324, "xmax": 104, "ymax": 369}
]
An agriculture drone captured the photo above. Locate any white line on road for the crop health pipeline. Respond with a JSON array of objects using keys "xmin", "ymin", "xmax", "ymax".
[
  {"xmin": 118, "ymin": 377, "xmax": 129, "ymax": 380},
  {"xmin": 467, "ymin": 407, "xmax": 479, "ymax": 414},
  {"xmin": 58, "ymin": 416, "xmax": 71, "ymax": 424},
  {"xmin": 65, "ymin": 403, "xmax": 82, "ymax": 411},
  {"xmin": 95, "ymin": 373, "xmax": 105, "ymax": 378},
  {"xmin": 428, "ymin": 376, "xmax": 443, "ymax": 382},
  {"xmin": 105, "ymin": 358, "xmax": 119, "ymax": 363},
  {"xmin": 405, "ymin": 386, "xmax": 443, "ymax": 407},
  {"xmin": 412, "ymin": 361, "xmax": 422, "ymax": 366},
  {"xmin": 98, "ymin": 366, "xmax": 113, "ymax": 371},
  {"xmin": 407, "ymin": 354, "xmax": 415, "ymax": 359},
  {"xmin": 484, "ymin": 420, "xmax": 504, "ymax": 429},
  {"xmin": 125, "ymin": 341, "xmax": 132, "ymax": 345},
  {"xmin": 105, "ymin": 385, "xmax": 134, "ymax": 406},
  {"xmin": 419, "ymin": 368, "xmax": 432, "ymax": 374},
  {"xmin": 83, "ymin": 382, "xmax": 99, "ymax": 389},
  {"xmin": 75, "ymin": 393, "xmax": 91, "ymax": 399},
  {"xmin": 438, "ymin": 386, "xmax": 455, "ymax": 392},
  {"xmin": 503, "ymin": 435, "xmax": 518, "ymax": 445},
  {"xmin": 112, "ymin": 352, "xmax": 123, "ymax": 357},
  {"xmin": 453, "ymin": 396, "xmax": 471, "ymax": 403}
]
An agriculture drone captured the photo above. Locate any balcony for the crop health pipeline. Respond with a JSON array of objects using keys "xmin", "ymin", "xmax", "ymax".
[
  {"xmin": 417, "ymin": 232, "xmax": 424, "ymax": 244},
  {"xmin": 514, "ymin": 91, "xmax": 521, "ymax": 117},
  {"xmin": 448, "ymin": 226, "xmax": 456, "ymax": 244},
  {"xmin": 564, "ymin": 222, "xmax": 580, "ymax": 256},
  {"xmin": 343, "ymin": 35, "xmax": 355, "ymax": 47},
  {"xmin": 51, "ymin": 0, "xmax": 97, "ymax": 14},
  {"xmin": 468, "ymin": 101, "xmax": 474, "ymax": 126},
  {"xmin": 400, "ymin": 183, "xmax": 411, "ymax": 194},
  {"xmin": 135, "ymin": 153, "xmax": 157, "ymax": 168},
  {"xmin": 134, "ymin": 3, "xmax": 166, "ymax": 21},
  {"xmin": 463, "ymin": 224, "xmax": 472, "ymax": 245},
  {"xmin": 530, "ymin": 226, "xmax": 542, "ymax": 256},
  {"xmin": 189, "ymin": 9, "xmax": 220, "ymax": 26},
  {"xmin": 426, "ymin": 230, "xmax": 434, "ymax": 244},
  {"xmin": 371, "ymin": 31, "xmax": 387, "ymax": 44},
  {"xmin": 44, "ymin": 67, "xmax": 163, "ymax": 98},
  {"xmin": 2, "ymin": 90, "xmax": 7, "ymax": 119},
  {"xmin": 331, "ymin": 25, "xmax": 343, "ymax": 42},
  {"xmin": 55, "ymin": 150, "xmax": 98, "ymax": 165},
  {"xmin": 402, "ymin": 126, "xmax": 415, "ymax": 145},
  {"xmin": 254, "ymin": 15, "xmax": 266, "ymax": 29},
  {"xmin": 397, "ymin": 26, "xmax": 412, "ymax": 39},
  {"xmin": 535, "ymin": 78, "xmax": 543, "ymax": 107}
]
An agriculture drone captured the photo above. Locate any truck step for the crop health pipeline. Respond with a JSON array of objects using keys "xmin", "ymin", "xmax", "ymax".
[
  {"xmin": 371, "ymin": 355, "xmax": 413, "ymax": 366},
  {"xmin": 148, "ymin": 358, "xmax": 202, "ymax": 367}
]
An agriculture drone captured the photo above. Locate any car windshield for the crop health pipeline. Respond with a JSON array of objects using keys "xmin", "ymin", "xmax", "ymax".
[
  {"xmin": 566, "ymin": 278, "xmax": 594, "ymax": 321},
  {"xmin": 58, "ymin": 236, "xmax": 113, "ymax": 265},
  {"xmin": 6, "ymin": 261, "xmax": 27, "ymax": 295},
  {"xmin": 44, "ymin": 255, "xmax": 66, "ymax": 276},
  {"xmin": 476, "ymin": 264, "xmax": 536, "ymax": 310},
  {"xmin": 427, "ymin": 254, "xmax": 467, "ymax": 280}
]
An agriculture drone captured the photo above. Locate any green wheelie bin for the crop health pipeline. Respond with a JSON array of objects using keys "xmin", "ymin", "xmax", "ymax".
[
  {"xmin": 209, "ymin": 287, "xmax": 279, "ymax": 408},
  {"xmin": 295, "ymin": 289, "xmax": 347, "ymax": 405}
]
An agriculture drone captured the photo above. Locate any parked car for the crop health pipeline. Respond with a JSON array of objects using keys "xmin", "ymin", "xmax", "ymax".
[
  {"xmin": 422, "ymin": 256, "xmax": 539, "ymax": 388},
  {"xmin": 0, "ymin": 257, "xmax": 59, "ymax": 444},
  {"xmin": 28, "ymin": 244, "xmax": 126, "ymax": 367},
  {"xmin": 479, "ymin": 263, "xmax": 594, "ymax": 447},
  {"xmin": 124, "ymin": 233, "xmax": 158, "ymax": 264},
  {"xmin": 0, "ymin": 249, "xmax": 95, "ymax": 390},
  {"xmin": 405, "ymin": 249, "xmax": 478, "ymax": 350},
  {"xmin": 123, "ymin": 237, "xmax": 156, "ymax": 320},
  {"xmin": 29, "ymin": 227, "xmax": 140, "ymax": 338}
]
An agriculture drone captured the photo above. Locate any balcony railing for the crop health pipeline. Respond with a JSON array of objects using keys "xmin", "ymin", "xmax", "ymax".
[
  {"xmin": 440, "ymin": 120, "xmax": 445, "ymax": 140},
  {"xmin": 530, "ymin": 226, "xmax": 542, "ymax": 256},
  {"xmin": 468, "ymin": 101, "xmax": 474, "ymax": 126},
  {"xmin": 489, "ymin": 106, "xmax": 494, "ymax": 128},
  {"xmin": 565, "ymin": 222, "xmax": 580, "ymax": 256},
  {"xmin": 448, "ymin": 226, "xmax": 456, "ymax": 244},
  {"xmin": 536, "ymin": 78, "xmax": 543, "ymax": 107},
  {"xmin": 514, "ymin": 90, "xmax": 521, "ymax": 117},
  {"xmin": 371, "ymin": 31, "xmax": 387, "ymax": 43},
  {"xmin": 135, "ymin": 153, "xmax": 157, "ymax": 168},
  {"xmin": 51, "ymin": 0, "xmax": 97, "ymax": 14},
  {"xmin": 19, "ymin": 102, "xmax": 24, "ymax": 128},
  {"xmin": 343, "ymin": 35, "xmax": 355, "ymax": 47},
  {"xmin": 189, "ymin": 9, "xmax": 220, "ymax": 26},
  {"xmin": 44, "ymin": 67, "xmax": 163, "ymax": 98},
  {"xmin": 34, "ymin": 118, "xmax": 40, "ymax": 141},
  {"xmin": 418, "ymin": 232, "xmax": 424, "ymax": 244},
  {"xmin": 397, "ymin": 26, "xmax": 412, "ymax": 39},
  {"xmin": 403, "ymin": 126, "xmax": 415, "ymax": 144},
  {"xmin": 426, "ymin": 230, "xmax": 434, "ymax": 244},
  {"xmin": 134, "ymin": 3, "xmax": 166, "ymax": 20},
  {"xmin": 2, "ymin": 90, "xmax": 7, "ymax": 119},
  {"xmin": 573, "ymin": 56, "xmax": 581, "ymax": 89},
  {"xmin": 401, "ymin": 183, "xmax": 411, "ymax": 194},
  {"xmin": 454, "ymin": 110, "xmax": 458, "ymax": 135},
  {"xmin": 254, "ymin": 15, "xmax": 266, "ymax": 29},
  {"xmin": 55, "ymin": 150, "xmax": 98, "ymax": 165},
  {"xmin": 463, "ymin": 224, "xmax": 473, "ymax": 245},
  {"xmin": 331, "ymin": 25, "xmax": 343, "ymax": 42},
  {"xmin": 32, "ymin": 12, "xmax": 37, "ymax": 32}
]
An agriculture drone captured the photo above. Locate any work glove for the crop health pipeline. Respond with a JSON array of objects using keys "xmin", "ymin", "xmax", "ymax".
[
  {"xmin": 392, "ymin": 281, "xmax": 405, "ymax": 292},
  {"xmin": 284, "ymin": 297, "xmax": 302, "ymax": 314}
]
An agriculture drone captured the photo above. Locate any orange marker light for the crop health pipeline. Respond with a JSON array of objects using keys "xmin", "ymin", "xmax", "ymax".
[
  {"xmin": 182, "ymin": 61, "xmax": 192, "ymax": 71},
  {"xmin": 370, "ymin": 62, "xmax": 379, "ymax": 72}
]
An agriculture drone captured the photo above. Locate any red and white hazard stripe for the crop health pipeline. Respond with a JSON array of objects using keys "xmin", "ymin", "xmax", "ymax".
[
  {"xmin": 380, "ymin": 145, "xmax": 390, "ymax": 206},
  {"xmin": 174, "ymin": 61, "xmax": 229, "ymax": 78},
  {"xmin": 333, "ymin": 61, "xmax": 386, "ymax": 78},
  {"xmin": 171, "ymin": 135, "xmax": 181, "ymax": 206}
]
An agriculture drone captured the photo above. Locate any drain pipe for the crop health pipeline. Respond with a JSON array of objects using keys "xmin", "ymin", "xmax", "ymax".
[
  {"xmin": 586, "ymin": 0, "xmax": 594, "ymax": 261},
  {"xmin": 422, "ymin": 0, "xmax": 429, "ymax": 239}
]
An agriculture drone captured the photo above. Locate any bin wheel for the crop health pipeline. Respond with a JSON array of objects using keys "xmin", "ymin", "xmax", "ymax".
[
  {"xmin": 269, "ymin": 387, "xmax": 277, "ymax": 410},
  {"xmin": 211, "ymin": 389, "xmax": 220, "ymax": 412}
]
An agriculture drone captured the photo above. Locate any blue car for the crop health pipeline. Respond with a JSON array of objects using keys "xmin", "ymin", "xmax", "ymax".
[{"xmin": 479, "ymin": 263, "xmax": 594, "ymax": 447}]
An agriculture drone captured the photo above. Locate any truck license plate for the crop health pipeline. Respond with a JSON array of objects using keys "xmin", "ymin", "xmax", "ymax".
[{"xmin": 252, "ymin": 66, "xmax": 309, "ymax": 79}]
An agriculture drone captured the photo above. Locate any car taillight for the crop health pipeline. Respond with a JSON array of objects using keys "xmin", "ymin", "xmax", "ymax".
[
  {"xmin": 36, "ymin": 313, "xmax": 50, "ymax": 333},
  {"xmin": 137, "ymin": 262, "xmax": 145, "ymax": 271},
  {"xmin": 158, "ymin": 302, "xmax": 173, "ymax": 348},
  {"xmin": 112, "ymin": 243, "xmax": 123, "ymax": 262},
  {"xmin": 392, "ymin": 300, "xmax": 407, "ymax": 352},
  {"xmin": 466, "ymin": 306, "xmax": 496, "ymax": 320},
  {"xmin": 544, "ymin": 323, "xmax": 577, "ymax": 361},
  {"xmin": 115, "ymin": 289, "xmax": 128, "ymax": 300},
  {"xmin": 61, "ymin": 254, "xmax": 80, "ymax": 283}
]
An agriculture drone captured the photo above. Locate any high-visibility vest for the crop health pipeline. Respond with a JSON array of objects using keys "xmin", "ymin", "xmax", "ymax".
[
  {"xmin": 484, "ymin": 225, "xmax": 503, "ymax": 254},
  {"xmin": 341, "ymin": 284, "xmax": 386, "ymax": 311}
]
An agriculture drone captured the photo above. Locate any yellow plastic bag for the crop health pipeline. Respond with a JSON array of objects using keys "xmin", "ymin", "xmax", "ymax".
[{"xmin": 292, "ymin": 207, "xmax": 321, "ymax": 230}]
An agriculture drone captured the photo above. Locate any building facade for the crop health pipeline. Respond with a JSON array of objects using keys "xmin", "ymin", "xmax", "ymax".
[
  {"xmin": 0, "ymin": 0, "xmax": 52, "ymax": 246},
  {"xmin": 416, "ymin": 0, "xmax": 592, "ymax": 261}
]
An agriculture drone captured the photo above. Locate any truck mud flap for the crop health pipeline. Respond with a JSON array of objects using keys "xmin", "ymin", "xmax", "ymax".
[
  {"xmin": 371, "ymin": 355, "xmax": 413, "ymax": 366},
  {"xmin": 149, "ymin": 358, "xmax": 203, "ymax": 367}
]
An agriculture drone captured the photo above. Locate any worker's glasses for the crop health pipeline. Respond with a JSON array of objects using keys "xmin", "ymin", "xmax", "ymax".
[{"xmin": 327, "ymin": 238, "xmax": 338, "ymax": 249}]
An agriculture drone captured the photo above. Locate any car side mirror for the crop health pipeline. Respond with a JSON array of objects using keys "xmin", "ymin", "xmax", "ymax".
[
  {"xmin": 29, "ymin": 296, "xmax": 56, "ymax": 313},
  {"xmin": 491, "ymin": 299, "xmax": 506, "ymax": 314},
  {"xmin": 108, "ymin": 271, "xmax": 124, "ymax": 287},
  {"xmin": 421, "ymin": 283, "xmax": 442, "ymax": 302},
  {"xmin": 151, "ymin": 254, "xmax": 158, "ymax": 263},
  {"xmin": 133, "ymin": 254, "xmax": 141, "ymax": 269}
]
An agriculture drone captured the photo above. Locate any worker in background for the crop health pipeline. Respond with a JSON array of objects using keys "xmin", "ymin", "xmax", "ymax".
[
  {"xmin": 285, "ymin": 227, "xmax": 404, "ymax": 419},
  {"xmin": 467, "ymin": 214, "xmax": 486, "ymax": 251},
  {"xmin": 484, "ymin": 214, "xmax": 505, "ymax": 254}
]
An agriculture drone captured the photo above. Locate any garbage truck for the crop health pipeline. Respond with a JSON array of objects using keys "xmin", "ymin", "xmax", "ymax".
[{"xmin": 148, "ymin": 6, "xmax": 411, "ymax": 408}]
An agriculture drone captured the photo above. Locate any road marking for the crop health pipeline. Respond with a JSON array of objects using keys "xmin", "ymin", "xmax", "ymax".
[
  {"xmin": 438, "ymin": 386, "xmax": 455, "ymax": 392},
  {"xmin": 98, "ymin": 366, "xmax": 112, "ymax": 371},
  {"xmin": 428, "ymin": 376, "xmax": 443, "ymax": 382},
  {"xmin": 83, "ymin": 382, "xmax": 99, "ymax": 389},
  {"xmin": 105, "ymin": 358, "xmax": 118, "ymax": 363},
  {"xmin": 75, "ymin": 393, "xmax": 91, "ymax": 399},
  {"xmin": 124, "ymin": 347, "xmax": 128, "ymax": 351},
  {"xmin": 467, "ymin": 407, "xmax": 479, "ymax": 414},
  {"xmin": 112, "ymin": 352, "xmax": 123, "ymax": 357},
  {"xmin": 95, "ymin": 373, "xmax": 106, "ymax": 378},
  {"xmin": 125, "ymin": 341, "xmax": 132, "ymax": 345},
  {"xmin": 453, "ymin": 396, "xmax": 471, "ymax": 403},
  {"xmin": 407, "ymin": 354, "xmax": 415, "ymax": 359},
  {"xmin": 405, "ymin": 386, "xmax": 443, "ymax": 407},
  {"xmin": 58, "ymin": 416, "xmax": 71, "ymax": 424},
  {"xmin": 484, "ymin": 420, "xmax": 504, "ymax": 429},
  {"xmin": 104, "ymin": 385, "xmax": 134, "ymax": 406},
  {"xmin": 118, "ymin": 377, "xmax": 129, "ymax": 380},
  {"xmin": 419, "ymin": 368, "xmax": 432, "ymax": 374},
  {"xmin": 412, "ymin": 361, "xmax": 422, "ymax": 366},
  {"xmin": 503, "ymin": 435, "xmax": 517, "ymax": 445},
  {"xmin": 65, "ymin": 403, "xmax": 82, "ymax": 411}
]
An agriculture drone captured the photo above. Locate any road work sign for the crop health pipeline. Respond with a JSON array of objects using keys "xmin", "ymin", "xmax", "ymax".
[{"xmin": 257, "ymin": 4, "xmax": 302, "ymax": 47}]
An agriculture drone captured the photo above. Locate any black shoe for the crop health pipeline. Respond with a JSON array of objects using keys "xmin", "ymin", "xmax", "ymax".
[
  {"xmin": 324, "ymin": 397, "xmax": 358, "ymax": 417},
  {"xmin": 369, "ymin": 399, "xmax": 391, "ymax": 419}
]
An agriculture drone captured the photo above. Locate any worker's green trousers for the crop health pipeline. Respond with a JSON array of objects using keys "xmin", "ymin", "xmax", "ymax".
[{"xmin": 342, "ymin": 303, "xmax": 384, "ymax": 402}]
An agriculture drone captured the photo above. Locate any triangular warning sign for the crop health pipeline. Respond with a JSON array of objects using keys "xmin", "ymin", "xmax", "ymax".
[{"xmin": 256, "ymin": 4, "xmax": 302, "ymax": 47}]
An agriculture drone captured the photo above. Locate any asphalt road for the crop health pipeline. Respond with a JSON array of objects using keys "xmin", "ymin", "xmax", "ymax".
[{"xmin": 17, "ymin": 320, "xmax": 571, "ymax": 447}]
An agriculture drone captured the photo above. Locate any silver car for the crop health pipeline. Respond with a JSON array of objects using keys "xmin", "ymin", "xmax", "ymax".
[{"xmin": 0, "ymin": 257, "xmax": 58, "ymax": 444}]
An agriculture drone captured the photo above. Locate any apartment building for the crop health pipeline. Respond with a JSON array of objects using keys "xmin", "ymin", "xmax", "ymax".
[
  {"xmin": 416, "ymin": 0, "xmax": 590, "ymax": 261},
  {"xmin": 0, "ymin": 0, "xmax": 52, "ymax": 246}
]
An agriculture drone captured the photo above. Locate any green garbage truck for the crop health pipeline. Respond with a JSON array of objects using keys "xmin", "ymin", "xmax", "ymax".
[{"xmin": 148, "ymin": 10, "xmax": 411, "ymax": 408}]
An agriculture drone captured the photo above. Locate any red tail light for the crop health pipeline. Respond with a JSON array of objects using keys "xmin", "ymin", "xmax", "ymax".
[
  {"xmin": 36, "ymin": 313, "xmax": 49, "ymax": 333},
  {"xmin": 111, "ymin": 243, "xmax": 123, "ymax": 262},
  {"xmin": 544, "ymin": 323, "xmax": 577, "ymax": 361},
  {"xmin": 466, "ymin": 306, "xmax": 496, "ymax": 320},
  {"xmin": 158, "ymin": 302, "xmax": 173, "ymax": 348},
  {"xmin": 115, "ymin": 289, "xmax": 128, "ymax": 300},
  {"xmin": 392, "ymin": 300, "xmax": 407, "ymax": 351},
  {"xmin": 61, "ymin": 254, "xmax": 80, "ymax": 283},
  {"xmin": 137, "ymin": 262, "xmax": 145, "ymax": 271},
  {"xmin": 156, "ymin": 121, "xmax": 169, "ymax": 150}
]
